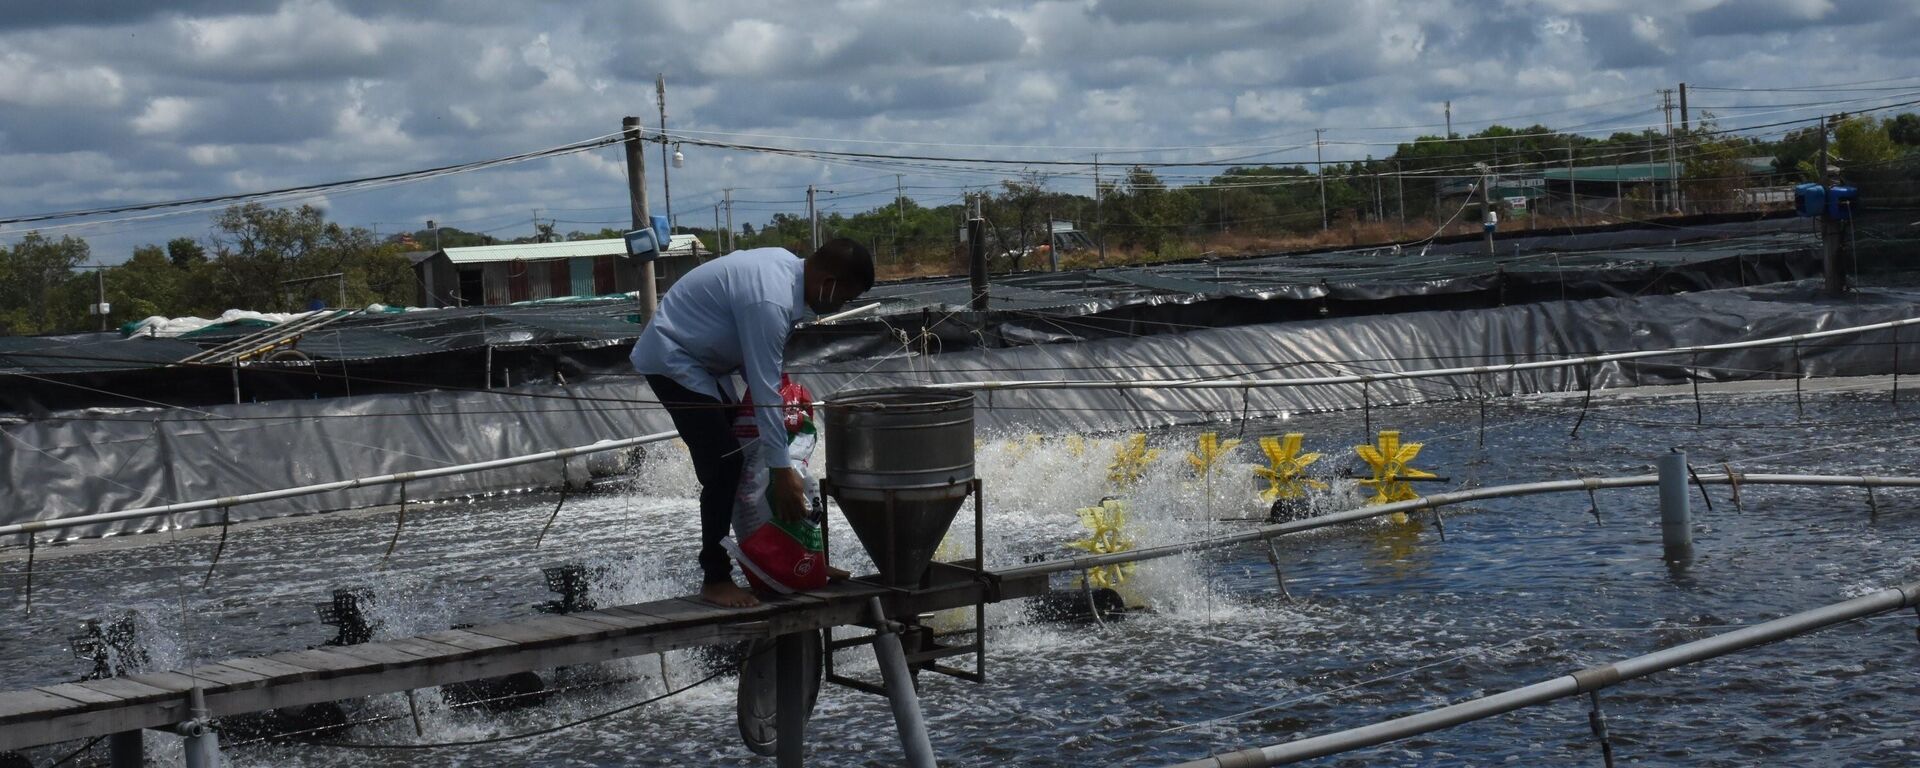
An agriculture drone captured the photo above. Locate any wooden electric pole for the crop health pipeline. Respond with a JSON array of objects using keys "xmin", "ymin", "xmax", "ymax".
[{"xmin": 622, "ymin": 116, "xmax": 658, "ymax": 319}]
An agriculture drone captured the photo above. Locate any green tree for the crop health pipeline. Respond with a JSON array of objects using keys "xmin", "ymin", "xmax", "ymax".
[
  {"xmin": 1105, "ymin": 167, "xmax": 1199, "ymax": 255},
  {"xmin": 166, "ymin": 237, "xmax": 206, "ymax": 269},
  {"xmin": 1891, "ymin": 113, "xmax": 1920, "ymax": 146},
  {"xmin": 109, "ymin": 245, "xmax": 183, "ymax": 320},
  {"xmin": 1831, "ymin": 115, "xmax": 1899, "ymax": 173},
  {"xmin": 982, "ymin": 174, "xmax": 1050, "ymax": 271},
  {"xmin": 1681, "ymin": 116, "xmax": 1754, "ymax": 213},
  {"xmin": 0, "ymin": 232, "xmax": 90, "ymax": 334},
  {"xmin": 205, "ymin": 203, "xmax": 417, "ymax": 312}
]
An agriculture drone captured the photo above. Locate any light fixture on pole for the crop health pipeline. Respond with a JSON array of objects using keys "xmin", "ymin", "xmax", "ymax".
[{"xmin": 672, "ymin": 144, "xmax": 684, "ymax": 169}]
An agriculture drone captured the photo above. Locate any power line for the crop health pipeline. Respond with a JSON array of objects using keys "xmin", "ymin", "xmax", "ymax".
[{"xmin": 0, "ymin": 132, "xmax": 624, "ymax": 228}]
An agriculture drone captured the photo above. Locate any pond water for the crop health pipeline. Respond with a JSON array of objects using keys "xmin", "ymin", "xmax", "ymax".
[{"xmin": 4, "ymin": 382, "xmax": 1918, "ymax": 766}]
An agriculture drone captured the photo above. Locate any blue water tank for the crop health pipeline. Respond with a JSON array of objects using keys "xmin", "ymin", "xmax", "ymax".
[
  {"xmin": 651, "ymin": 214, "xmax": 671, "ymax": 247},
  {"xmin": 1793, "ymin": 183, "xmax": 1826, "ymax": 218},
  {"xmin": 1827, "ymin": 186, "xmax": 1858, "ymax": 220},
  {"xmin": 624, "ymin": 228, "xmax": 660, "ymax": 261}
]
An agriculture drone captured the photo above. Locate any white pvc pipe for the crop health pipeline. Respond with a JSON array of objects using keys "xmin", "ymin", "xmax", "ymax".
[
  {"xmin": 9, "ymin": 312, "xmax": 1916, "ymax": 541},
  {"xmin": 0, "ymin": 430, "xmax": 680, "ymax": 538},
  {"xmin": 1172, "ymin": 579, "xmax": 1920, "ymax": 767},
  {"xmin": 916, "ymin": 315, "xmax": 1920, "ymax": 393},
  {"xmin": 1001, "ymin": 472, "xmax": 1920, "ymax": 579}
]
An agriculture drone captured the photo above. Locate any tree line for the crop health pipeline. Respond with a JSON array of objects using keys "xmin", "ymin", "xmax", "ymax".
[
  {"xmin": 0, "ymin": 204, "xmax": 416, "ymax": 335},
  {"xmin": 723, "ymin": 113, "xmax": 1920, "ymax": 273},
  {"xmin": 4, "ymin": 113, "xmax": 1917, "ymax": 335}
]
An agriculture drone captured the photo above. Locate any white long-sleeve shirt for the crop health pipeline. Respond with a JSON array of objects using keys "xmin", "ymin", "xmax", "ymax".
[{"xmin": 629, "ymin": 248, "xmax": 813, "ymax": 468}]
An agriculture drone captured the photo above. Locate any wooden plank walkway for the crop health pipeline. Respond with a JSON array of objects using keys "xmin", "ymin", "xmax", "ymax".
[{"xmin": 0, "ymin": 567, "xmax": 1047, "ymax": 752}]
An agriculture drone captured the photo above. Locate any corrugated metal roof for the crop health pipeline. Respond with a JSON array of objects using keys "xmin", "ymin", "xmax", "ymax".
[
  {"xmin": 440, "ymin": 235, "xmax": 705, "ymax": 264},
  {"xmin": 442, "ymin": 239, "xmax": 627, "ymax": 264},
  {"xmin": 1542, "ymin": 157, "xmax": 1777, "ymax": 183}
]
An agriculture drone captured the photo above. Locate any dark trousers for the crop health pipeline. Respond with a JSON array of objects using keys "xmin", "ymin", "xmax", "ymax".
[{"xmin": 645, "ymin": 375, "xmax": 742, "ymax": 585}]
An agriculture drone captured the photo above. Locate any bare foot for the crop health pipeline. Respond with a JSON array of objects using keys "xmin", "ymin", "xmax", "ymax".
[
  {"xmin": 825, "ymin": 565, "xmax": 851, "ymax": 582},
  {"xmin": 700, "ymin": 581, "xmax": 761, "ymax": 608}
]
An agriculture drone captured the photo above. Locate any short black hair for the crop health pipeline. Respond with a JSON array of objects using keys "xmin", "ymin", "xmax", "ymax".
[{"xmin": 810, "ymin": 237, "xmax": 875, "ymax": 294}]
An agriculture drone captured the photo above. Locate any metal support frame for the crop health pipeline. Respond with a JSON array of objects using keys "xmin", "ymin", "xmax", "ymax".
[
  {"xmin": 776, "ymin": 631, "xmax": 807, "ymax": 767},
  {"xmin": 865, "ymin": 597, "xmax": 938, "ymax": 768},
  {"xmin": 1569, "ymin": 364, "xmax": 1594, "ymax": 438},
  {"xmin": 1080, "ymin": 570, "xmax": 1108, "ymax": 626},
  {"xmin": 1792, "ymin": 339, "xmax": 1805, "ymax": 419},
  {"xmin": 1691, "ymin": 351, "xmax": 1704, "ymax": 425},
  {"xmin": 1477, "ymin": 394, "xmax": 1487, "ymax": 449},
  {"xmin": 20, "ymin": 535, "xmax": 33, "ymax": 616},
  {"xmin": 175, "ymin": 687, "xmax": 218, "ymax": 768},
  {"xmin": 1263, "ymin": 538, "xmax": 1293, "ymax": 602},
  {"xmin": 382, "ymin": 480, "xmax": 409, "ymax": 564},
  {"xmin": 107, "ymin": 730, "xmax": 142, "ymax": 768},
  {"xmin": 1587, "ymin": 691, "xmax": 1616, "ymax": 768},
  {"xmin": 202, "ymin": 505, "xmax": 231, "ymax": 586},
  {"xmin": 823, "ymin": 478, "xmax": 989, "ymax": 694},
  {"xmin": 1724, "ymin": 464, "xmax": 1744, "ymax": 513},
  {"xmin": 1894, "ymin": 325, "xmax": 1902, "ymax": 407},
  {"xmin": 533, "ymin": 459, "xmax": 571, "ymax": 548},
  {"xmin": 1360, "ymin": 380, "xmax": 1371, "ymax": 436}
]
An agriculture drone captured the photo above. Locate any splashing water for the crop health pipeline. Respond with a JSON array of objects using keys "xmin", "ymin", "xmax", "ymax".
[{"xmin": 5, "ymin": 387, "xmax": 1920, "ymax": 765}]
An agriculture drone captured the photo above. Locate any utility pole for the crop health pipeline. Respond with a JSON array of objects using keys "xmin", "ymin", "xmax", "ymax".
[
  {"xmin": 723, "ymin": 188, "xmax": 734, "ymax": 253},
  {"xmin": 657, "ymin": 74, "xmax": 673, "ymax": 233},
  {"xmin": 1820, "ymin": 114, "xmax": 1846, "ymax": 297},
  {"xmin": 1395, "ymin": 161, "xmax": 1405, "ymax": 226},
  {"xmin": 1679, "ymin": 82, "xmax": 1690, "ymax": 131},
  {"xmin": 1444, "ymin": 100, "xmax": 1452, "ymax": 138},
  {"xmin": 1567, "ymin": 139, "xmax": 1579, "ymax": 225},
  {"xmin": 95, "ymin": 269, "xmax": 106, "ymax": 331},
  {"xmin": 1482, "ymin": 167, "xmax": 1496, "ymax": 257},
  {"xmin": 967, "ymin": 194, "xmax": 988, "ymax": 313},
  {"xmin": 1661, "ymin": 88, "xmax": 1679, "ymax": 213},
  {"xmin": 713, "ymin": 204, "xmax": 722, "ymax": 255},
  {"xmin": 806, "ymin": 184, "xmax": 819, "ymax": 252},
  {"xmin": 1315, "ymin": 128, "xmax": 1328, "ymax": 231},
  {"xmin": 1093, "ymin": 153, "xmax": 1105, "ymax": 265},
  {"xmin": 1372, "ymin": 165, "xmax": 1383, "ymax": 223},
  {"xmin": 621, "ymin": 116, "xmax": 658, "ymax": 320}
]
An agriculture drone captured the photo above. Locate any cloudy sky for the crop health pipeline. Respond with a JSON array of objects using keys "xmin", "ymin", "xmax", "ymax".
[{"xmin": 2, "ymin": 0, "xmax": 1916, "ymax": 262}]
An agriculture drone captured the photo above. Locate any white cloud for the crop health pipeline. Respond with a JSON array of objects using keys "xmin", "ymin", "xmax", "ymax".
[
  {"xmin": 171, "ymin": 0, "xmax": 396, "ymax": 78},
  {"xmin": 700, "ymin": 19, "xmax": 791, "ymax": 77},
  {"xmin": 1234, "ymin": 90, "xmax": 1311, "ymax": 124},
  {"xmin": 186, "ymin": 144, "xmax": 239, "ymax": 166},
  {"xmin": 0, "ymin": 0, "xmax": 1917, "ymax": 262},
  {"xmin": 132, "ymin": 97, "xmax": 196, "ymax": 135},
  {"xmin": 0, "ymin": 52, "xmax": 124, "ymax": 108}
]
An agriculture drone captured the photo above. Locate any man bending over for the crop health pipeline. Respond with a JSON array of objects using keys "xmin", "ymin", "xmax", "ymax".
[{"xmin": 630, "ymin": 238, "xmax": 874, "ymax": 607}]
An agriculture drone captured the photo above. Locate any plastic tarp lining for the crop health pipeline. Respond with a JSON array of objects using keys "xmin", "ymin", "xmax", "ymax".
[
  {"xmin": 0, "ymin": 334, "xmax": 203, "ymax": 374},
  {"xmin": 2, "ymin": 280, "xmax": 1915, "ymax": 542},
  {"xmin": 0, "ymin": 219, "xmax": 1816, "ymax": 415},
  {"xmin": 788, "ymin": 248, "xmax": 1823, "ymax": 363}
]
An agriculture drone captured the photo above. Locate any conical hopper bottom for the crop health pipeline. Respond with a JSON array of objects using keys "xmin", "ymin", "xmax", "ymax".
[{"xmin": 835, "ymin": 485, "xmax": 970, "ymax": 588}]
